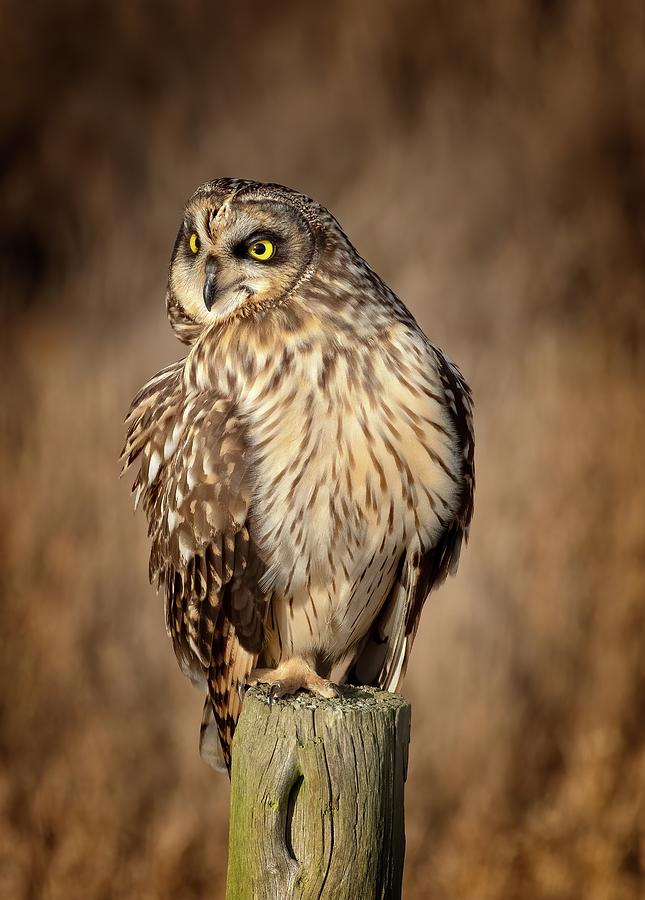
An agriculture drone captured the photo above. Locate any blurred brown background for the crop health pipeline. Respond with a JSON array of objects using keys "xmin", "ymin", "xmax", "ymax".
[{"xmin": 1, "ymin": 2, "xmax": 644, "ymax": 898}]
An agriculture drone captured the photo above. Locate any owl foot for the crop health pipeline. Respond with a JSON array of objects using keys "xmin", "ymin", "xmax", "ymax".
[{"xmin": 249, "ymin": 657, "xmax": 340, "ymax": 702}]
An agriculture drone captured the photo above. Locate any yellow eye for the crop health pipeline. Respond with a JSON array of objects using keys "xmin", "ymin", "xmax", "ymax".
[
  {"xmin": 189, "ymin": 233, "xmax": 200, "ymax": 254},
  {"xmin": 247, "ymin": 239, "xmax": 275, "ymax": 261}
]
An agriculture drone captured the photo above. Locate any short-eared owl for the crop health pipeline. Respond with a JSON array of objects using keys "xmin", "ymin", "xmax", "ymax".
[{"xmin": 122, "ymin": 178, "xmax": 474, "ymax": 771}]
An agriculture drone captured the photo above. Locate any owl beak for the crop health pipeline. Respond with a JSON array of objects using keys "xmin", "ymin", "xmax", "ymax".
[{"xmin": 203, "ymin": 257, "xmax": 218, "ymax": 311}]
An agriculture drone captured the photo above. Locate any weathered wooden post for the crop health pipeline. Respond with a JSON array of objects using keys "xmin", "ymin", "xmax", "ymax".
[{"xmin": 225, "ymin": 685, "xmax": 411, "ymax": 900}]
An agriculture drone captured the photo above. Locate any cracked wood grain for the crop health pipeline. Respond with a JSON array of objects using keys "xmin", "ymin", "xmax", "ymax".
[{"xmin": 226, "ymin": 685, "xmax": 411, "ymax": 900}]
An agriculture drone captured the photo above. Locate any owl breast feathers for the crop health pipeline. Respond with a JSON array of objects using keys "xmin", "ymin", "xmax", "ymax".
[{"xmin": 122, "ymin": 178, "xmax": 474, "ymax": 772}]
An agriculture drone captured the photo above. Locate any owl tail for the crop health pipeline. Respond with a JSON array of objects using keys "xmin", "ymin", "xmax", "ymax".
[{"xmin": 199, "ymin": 697, "xmax": 228, "ymax": 773}]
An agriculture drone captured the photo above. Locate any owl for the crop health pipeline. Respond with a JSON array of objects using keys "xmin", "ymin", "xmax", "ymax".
[{"xmin": 122, "ymin": 178, "xmax": 474, "ymax": 772}]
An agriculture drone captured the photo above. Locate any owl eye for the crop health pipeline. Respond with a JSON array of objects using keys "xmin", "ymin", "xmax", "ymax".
[
  {"xmin": 189, "ymin": 233, "xmax": 200, "ymax": 254},
  {"xmin": 247, "ymin": 239, "xmax": 275, "ymax": 261}
]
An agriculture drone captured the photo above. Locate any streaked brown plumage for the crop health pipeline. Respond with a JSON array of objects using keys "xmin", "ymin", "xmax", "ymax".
[{"xmin": 122, "ymin": 178, "xmax": 474, "ymax": 772}]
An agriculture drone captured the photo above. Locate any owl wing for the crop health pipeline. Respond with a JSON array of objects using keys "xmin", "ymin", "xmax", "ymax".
[
  {"xmin": 121, "ymin": 361, "xmax": 268, "ymax": 771},
  {"xmin": 347, "ymin": 347, "xmax": 475, "ymax": 692}
]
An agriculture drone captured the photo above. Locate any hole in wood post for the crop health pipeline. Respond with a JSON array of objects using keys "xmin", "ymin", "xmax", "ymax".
[{"xmin": 285, "ymin": 774, "xmax": 303, "ymax": 862}]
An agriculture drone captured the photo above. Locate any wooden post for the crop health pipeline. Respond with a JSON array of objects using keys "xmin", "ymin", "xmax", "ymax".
[{"xmin": 225, "ymin": 685, "xmax": 411, "ymax": 900}]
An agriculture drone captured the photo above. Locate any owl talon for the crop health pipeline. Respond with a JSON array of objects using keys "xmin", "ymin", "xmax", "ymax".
[{"xmin": 268, "ymin": 682, "xmax": 283, "ymax": 704}]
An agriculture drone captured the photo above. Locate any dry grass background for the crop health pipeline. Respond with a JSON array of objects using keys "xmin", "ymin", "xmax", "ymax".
[{"xmin": 1, "ymin": 2, "xmax": 644, "ymax": 898}]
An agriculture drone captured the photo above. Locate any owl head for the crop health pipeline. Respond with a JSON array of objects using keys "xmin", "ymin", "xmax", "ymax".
[{"xmin": 166, "ymin": 178, "xmax": 347, "ymax": 343}]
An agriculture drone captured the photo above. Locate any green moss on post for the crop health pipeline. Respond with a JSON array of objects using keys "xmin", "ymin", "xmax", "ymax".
[{"xmin": 226, "ymin": 685, "xmax": 411, "ymax": 900}]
